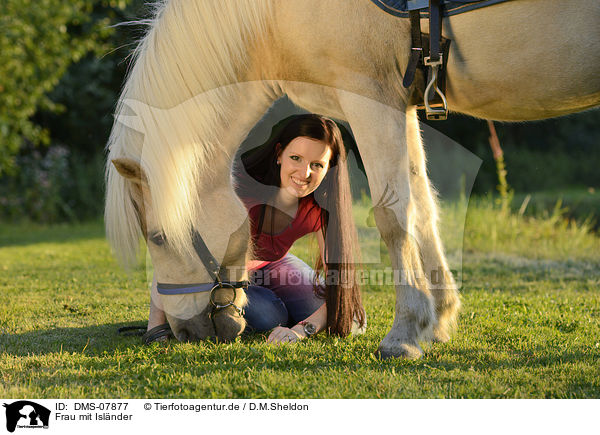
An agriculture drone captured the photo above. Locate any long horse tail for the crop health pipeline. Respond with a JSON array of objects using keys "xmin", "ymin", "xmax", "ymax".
[{"xmin": 105, "ymin": 0, "xmax": 273, "ymax": 267}]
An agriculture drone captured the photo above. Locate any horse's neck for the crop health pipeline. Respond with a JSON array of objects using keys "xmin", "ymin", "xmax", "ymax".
[{"xmin": 209, "ymin": 82, "xmax": 281, "ymax": 157}]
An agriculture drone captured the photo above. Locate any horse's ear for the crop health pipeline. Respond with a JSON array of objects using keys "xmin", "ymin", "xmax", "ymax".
[
  {"xmin": 112, "ymin": 158, "xmax": 148, "ymax": 187},
  {"xmin": 112, "ymin": 158, "xmax": 149, "ymax": 239}
]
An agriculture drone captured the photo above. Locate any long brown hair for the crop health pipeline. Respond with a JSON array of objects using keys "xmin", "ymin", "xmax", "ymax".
[{"xmin": 239, "ymin": 114, "xmax": 365, "ymax": 337}]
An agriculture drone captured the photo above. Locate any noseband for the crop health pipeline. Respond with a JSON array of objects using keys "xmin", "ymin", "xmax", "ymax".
[{"xmin": 156, "ymin": 229, "xmax": 249, "ymax": 338}]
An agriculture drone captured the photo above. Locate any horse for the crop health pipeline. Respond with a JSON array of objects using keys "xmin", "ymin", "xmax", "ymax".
[{"xmin": 105, "ymin": 0, "xmax": 600, "ymax": 358}]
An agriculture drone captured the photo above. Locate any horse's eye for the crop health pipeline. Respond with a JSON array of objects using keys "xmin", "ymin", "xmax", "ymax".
[{"xmin": 149, "ymin": 232, "xmax": 166, "ymax": 246}]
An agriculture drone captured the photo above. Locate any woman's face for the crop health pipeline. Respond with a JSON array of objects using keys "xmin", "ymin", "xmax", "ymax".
[{"xmin": 277, "ymin": 136, "xmax": 333, "ymax": 198}]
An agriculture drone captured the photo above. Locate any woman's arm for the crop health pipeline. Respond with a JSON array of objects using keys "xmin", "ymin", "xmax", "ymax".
[
  {"xmin": 267, "ymin": 231, "xmax": 328, "ymax": 343},
  {"xmin": 267, "ymin": 304, "xmax": 327, "ymax": 343},
  {"xmin": 290, "ymin": 229, "xmax": 327, "ymax": 337},
  {"xmin": 290, "ymin": 303, "xmax": 327, "ymax": 337}
]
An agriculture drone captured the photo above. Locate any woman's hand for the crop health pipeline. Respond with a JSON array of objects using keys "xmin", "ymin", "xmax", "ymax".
[{"xmin": 267, "ymin": 326, "xmax": 304, "ymax": 344}]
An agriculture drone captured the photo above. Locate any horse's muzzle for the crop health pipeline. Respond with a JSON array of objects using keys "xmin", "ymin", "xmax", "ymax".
[{"xmin": 167, "ymin": 308, "xmax": 246, "ymax": 343}]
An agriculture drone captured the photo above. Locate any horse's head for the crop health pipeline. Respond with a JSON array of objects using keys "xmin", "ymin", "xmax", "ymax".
[{"xmin": 111, "ymin": 158, "xmax": 248, "ymax": 343}]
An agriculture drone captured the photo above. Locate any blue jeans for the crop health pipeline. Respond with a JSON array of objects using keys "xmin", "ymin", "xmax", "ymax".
[{"xmin": 244, "ymin": 254, "xmax": 325, "ymax": 332}]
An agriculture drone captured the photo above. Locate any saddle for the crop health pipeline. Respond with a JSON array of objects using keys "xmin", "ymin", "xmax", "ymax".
[{"xmin": 371, "ymin": 0, "xmax": 510, "ymax": 120}]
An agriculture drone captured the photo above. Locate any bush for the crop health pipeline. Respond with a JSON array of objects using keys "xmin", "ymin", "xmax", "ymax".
[
  {"xmin": 0, "ymin": 144, "xmax": 106, "ymax": 223},
  {"xmin": 0, "ymin": 0, "xmax": 146, "ymax": 222}
]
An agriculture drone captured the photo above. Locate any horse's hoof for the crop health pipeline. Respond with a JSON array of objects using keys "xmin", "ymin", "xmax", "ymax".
[{"xmin": 375, "ymin": 342, "xmax": 423, "ymax": 360}]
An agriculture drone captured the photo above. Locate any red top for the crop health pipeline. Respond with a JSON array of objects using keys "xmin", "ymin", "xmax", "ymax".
[{"xmin": 242, "ymin": 195, "xmax": 323, "ymax": 270}]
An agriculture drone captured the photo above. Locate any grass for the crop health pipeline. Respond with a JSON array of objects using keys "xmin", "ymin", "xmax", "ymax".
[
  {"xmin": 1, "ymin": 196, "xmax": 599, "ymax": 398},
  {"xmin": 512, "ymin": 188, "xmax": 600, "ymax": 231}
]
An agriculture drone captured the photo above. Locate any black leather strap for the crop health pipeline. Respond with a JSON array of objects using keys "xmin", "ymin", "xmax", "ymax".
[
  {"xmin": 403, "ymin": 10, "xmax": 423, "ymax": 88},
  {"xmin": 402, "ymin": 0, "xmax": 451, "ymax": 118},
  {"xmin": 429, "ymin": 0, "xmax": 442, "ymax": 64},
  {"xmin": 142, "ymin": 323, "xmax": 173, "ymax": 345},
  {"xmin": 191, "ymin": 229, "xmax": 222, "ymax": 282},
  {"xmin": 118, "ymin": 323, "xmax": 174, "ymax": 345},
  {"xmin": 156, "ymin": 227, "xmax": 250, "ymax": 295}
]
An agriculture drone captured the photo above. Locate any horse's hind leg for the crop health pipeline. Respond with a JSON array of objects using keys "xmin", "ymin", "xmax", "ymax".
[
  {"xmin": 406, "ymin": 108, "xmax": 460, "ymax": 342},
  {"xmin": 338, "ymin": 91, "xmax": 435, "ymax": 359}
]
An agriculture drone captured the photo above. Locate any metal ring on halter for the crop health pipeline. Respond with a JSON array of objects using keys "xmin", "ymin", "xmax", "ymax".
[{"xmin": 208, "ymin": 283, "xmax": 245, "ymax": 318}]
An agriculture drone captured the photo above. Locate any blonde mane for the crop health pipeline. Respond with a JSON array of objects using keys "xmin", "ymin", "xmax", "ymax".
[{"xmin": 105, "ymin": 0, "xmax": 272, "ymax": 267}]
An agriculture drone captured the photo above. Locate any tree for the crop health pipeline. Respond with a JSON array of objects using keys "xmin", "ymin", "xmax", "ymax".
[{"xmin": 0, "ymin": 0, "xmax": 129, "ymax": 174}]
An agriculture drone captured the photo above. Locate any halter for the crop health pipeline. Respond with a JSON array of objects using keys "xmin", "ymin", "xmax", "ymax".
[{"xmin": 156, "ymin": 229, "xmax": 249, "ymax": 338}]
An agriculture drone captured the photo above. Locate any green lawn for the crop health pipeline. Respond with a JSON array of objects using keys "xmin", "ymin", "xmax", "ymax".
[{"xmin": 1, "ymin": 197, "xmax": 599, "ymax": 398}]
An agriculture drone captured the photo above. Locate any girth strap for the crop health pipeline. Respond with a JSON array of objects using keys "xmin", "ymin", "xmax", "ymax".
[{"xmin": 428, "ymin": 0, "xmax": 442, "ymax": 64}]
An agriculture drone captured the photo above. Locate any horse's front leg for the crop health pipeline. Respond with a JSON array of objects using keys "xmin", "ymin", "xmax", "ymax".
[
  {"xmin": 338, "ymin": 91, "xmax": 435, "ymax": 359},
  {"xmin": 406, "ymin": 107, "xmax": 460, "ymax": 342}
]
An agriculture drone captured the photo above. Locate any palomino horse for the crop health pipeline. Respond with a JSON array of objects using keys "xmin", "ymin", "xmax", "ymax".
[{"xmin": 105, "ymin": 0, "xmax": 600, "ymax": 358}]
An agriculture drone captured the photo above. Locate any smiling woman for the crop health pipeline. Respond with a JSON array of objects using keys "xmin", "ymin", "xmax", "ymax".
[
  {"xmin": 235, "ymin": 114, "xmax": 366, "ymax": 343},
  {"xmin": 278, "ymin": 136, "xmax": 332, "ymax": 200}
]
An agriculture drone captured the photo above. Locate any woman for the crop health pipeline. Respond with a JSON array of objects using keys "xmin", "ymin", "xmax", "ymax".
[{"xmin": 147, "ymin": 114, "xmax": 365, "ymax": 343}]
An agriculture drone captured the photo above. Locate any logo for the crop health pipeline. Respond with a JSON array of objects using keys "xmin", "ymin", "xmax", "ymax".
[{"xmin": 3, "ymin": 401, "xmax": 50, "ymax": 433}]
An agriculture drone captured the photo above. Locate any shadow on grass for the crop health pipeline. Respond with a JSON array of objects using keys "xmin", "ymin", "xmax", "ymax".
[
  {"xmin": 4, "ymin": 323, "xmax": 597, "ymax": 371},
  {"xmin": 1, "ymin": 323, "xmax": 147, "ymax": 356},
  {"xmin": 1, "ymin": 322, "xmax": 298, "ymax": 357}
]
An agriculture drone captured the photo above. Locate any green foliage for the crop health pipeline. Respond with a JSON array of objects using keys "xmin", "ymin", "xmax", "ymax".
[
  {"xmin": 425, "ymin": 110, "xmax": 600, "ymax": 194},
  {"xmin": 503, "ymin": 146, "xmax": 600, "ymax": 192},
  {"xmin": 461, "ymin": 195, "xmax": 599, "ymax": 260},
  {"xmin": 0, "ymin": 145, "xmax": 106, "ymax": 223},
  {"xmin": 0, "ymin": 145, "xmax": 72, "ymax": 222},
  {"xmin": 0, "ymin": 0, "xmax": 129, "ymax": 174},
  {"xmin": 512, "ymin": 189, "xmax": 600, "ymax": 232},
  {"xmin": 0, "ymin": 0, "xmax": 146, "ymax": 222}
]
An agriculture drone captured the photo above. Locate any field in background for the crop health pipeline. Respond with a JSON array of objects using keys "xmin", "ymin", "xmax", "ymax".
[{"xmin": 1, "ymin": 195, "xmax": 599, "ymax": 398}]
